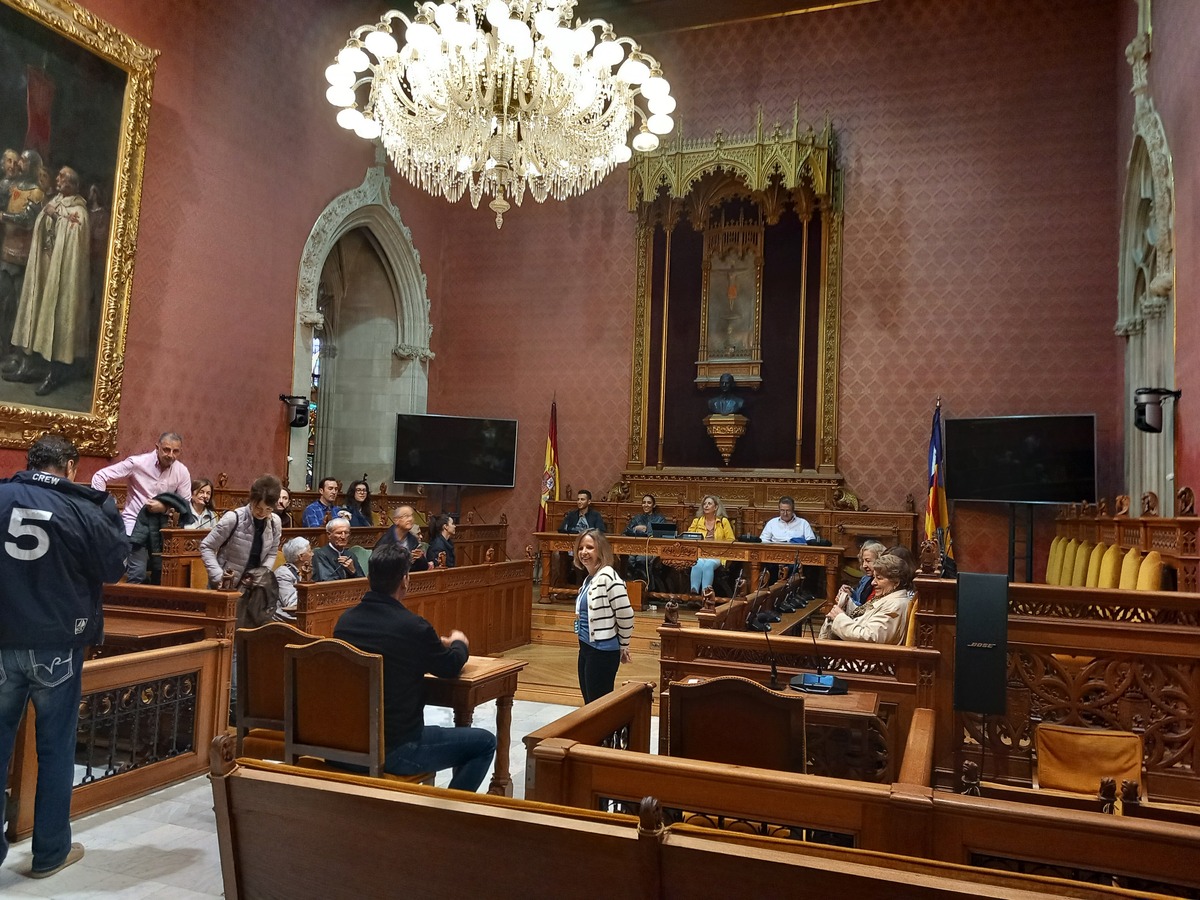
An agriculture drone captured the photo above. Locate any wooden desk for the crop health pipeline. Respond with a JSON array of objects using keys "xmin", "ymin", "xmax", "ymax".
[
  {"xmin": 95, "ymin": 614, "xmax": 207, "ymax": 657},
  {"xmin": 534, "ymin": 532, "xmax": 843, "ymax": 603},
  {"xmin": 669, "ymin": 679, "xmax": 879, "ymax": 716},
  {"xmin": 425, "ymin": 656, "xmax": 527, "ymax": 797}
]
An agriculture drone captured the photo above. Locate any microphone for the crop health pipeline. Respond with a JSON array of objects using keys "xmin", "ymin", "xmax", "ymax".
[
  {"xmin": 789, "ymin": 607, "xmax": 848, "ymax": 695},
  {"xmin": 755, "ymin": 611, "xmax": 782, "ymax": 690},
  {"xmin": 777, "ymin": 548, "xmax": 803, "ymax": 613}
]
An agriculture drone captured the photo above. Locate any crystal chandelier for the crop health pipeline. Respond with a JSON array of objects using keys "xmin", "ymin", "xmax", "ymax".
[{"xmin": 325, "ymin": 1, "xmax": 676, "ymax": 228}]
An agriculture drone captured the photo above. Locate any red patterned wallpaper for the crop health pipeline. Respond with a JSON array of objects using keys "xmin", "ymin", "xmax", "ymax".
[
  {"xmin": 0, "ymin": 0, "xmax": 445, "ymax": 487},
  {"xmin": 430, "ymin": 0, "xmax": 1124, "ymax": 571}
]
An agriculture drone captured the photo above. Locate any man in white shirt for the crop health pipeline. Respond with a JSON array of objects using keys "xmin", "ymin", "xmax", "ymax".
[{"xmin": 759, "ymin": 496, "xmax": 817, "ymax": 589}]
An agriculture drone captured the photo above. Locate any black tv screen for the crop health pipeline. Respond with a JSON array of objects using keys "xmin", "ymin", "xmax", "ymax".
[
  {"xmin": 943, "ymin": 415, "xmax": 1096, "ymax": 504},
  {"xmin": 393, "ymin": 414, "xmax": 518, "ymax": 488}
]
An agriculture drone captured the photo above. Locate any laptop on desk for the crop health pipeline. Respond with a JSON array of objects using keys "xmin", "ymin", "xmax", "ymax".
[{"xmin": 650, "ymin": 522, "xmax": 678, "ymax": 538}]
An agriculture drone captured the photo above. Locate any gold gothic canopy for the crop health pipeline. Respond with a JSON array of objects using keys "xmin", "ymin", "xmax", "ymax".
[{"xmin": 626, "ymin": 109, "xmax": 844, "ymax": 475}]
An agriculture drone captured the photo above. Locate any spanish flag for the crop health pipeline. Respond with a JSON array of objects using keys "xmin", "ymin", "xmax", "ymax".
[
  {"xmin": 925, "ymin": 398, "xmax": 956, "ymax": 575},
  {"xmin": 536, "ymin": 401, "xmax": 560, "ymax": 532}
]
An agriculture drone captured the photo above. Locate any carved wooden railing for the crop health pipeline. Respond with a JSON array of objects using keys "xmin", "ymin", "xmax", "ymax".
[
  {"xmin": 291, "ymin": 560, "xmax": 532, "ymax": 654},
  {"xmin": 522, "ymin": 681, "xmax": 655, "ymax": 798},
  {"xmin": 915, "ymin": 576, "xmax": 1200, "ymax": 803},
  {"xmin": 7, "ymin": 638, "xmax": 231, "ymax": 842},
  {"xmin": 526, "ymin": 737, "xmax": 1200, "ymax": 895},
  {"xmin": 157, "ymin": 522, "xmax": 507, "ymax": 588}
]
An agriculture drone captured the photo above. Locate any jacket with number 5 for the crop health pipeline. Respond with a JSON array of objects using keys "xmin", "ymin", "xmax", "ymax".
[{"xmin": 0, "ymin": 469, "xmax": 129, "ymax": 649}]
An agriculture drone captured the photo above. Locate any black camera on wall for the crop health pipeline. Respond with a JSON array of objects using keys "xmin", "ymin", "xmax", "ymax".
[
  {"xmin": 280, "ymin": 394, "xmax": 310, "ymax": 428},
  {"xmin": 1133, "ymin": 387, "xmax": 1181, "ymax": 434}
]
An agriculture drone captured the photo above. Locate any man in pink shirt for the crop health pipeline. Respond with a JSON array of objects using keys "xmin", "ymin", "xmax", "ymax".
[{"xmin": 91, "ymin": 432, "xmax": 192, "ymax": 580}]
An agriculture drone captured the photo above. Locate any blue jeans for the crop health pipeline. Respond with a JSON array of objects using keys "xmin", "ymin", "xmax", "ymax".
[
  {"xmin": 385, "ymin": 725, "xmax": 496, "ymax": 792},
  {"xmin": 0, "ymin": 646, "xmax": 83, "ymax": 872},
  {"xmin": 690, "ymin": 558, "xmax": 720, "ymax": 592}
]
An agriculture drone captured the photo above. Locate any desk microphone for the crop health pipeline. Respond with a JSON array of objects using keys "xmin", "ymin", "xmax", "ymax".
[
  {"xmin": 777, "ymin": 548, "xmax": 802, "ymax": 613},
  {"xmin": 789, "ymin": 607, "xmax": 848, "ymax": 695},
  {"xmin": 755, "ymin": 611, "xmax": 782, "ymax": 691}
]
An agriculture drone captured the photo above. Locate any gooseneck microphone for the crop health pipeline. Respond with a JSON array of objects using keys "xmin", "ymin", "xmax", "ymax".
[
  {"xmin": 789, "ymin": 606, "xmax": 849, "ymax": 695},
  {"xmin": 756, "ymin": 611, "xmax": 782, "ymax": 690}
]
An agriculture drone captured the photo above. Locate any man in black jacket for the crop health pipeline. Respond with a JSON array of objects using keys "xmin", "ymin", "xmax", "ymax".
[
  {"xmin": 0, "ymin": 434, "xmax": 128, "ymax": 878},
  {"xmin": 333, "ymin": 542, "xmax": 495, "ymax": 790},
  {"xmin": 559, "ymin": 489, "xmax": 604, "ymax": 534},
  {"xmin": 312, "ymin": 518, "xmax": 365, "ymax": 581}
]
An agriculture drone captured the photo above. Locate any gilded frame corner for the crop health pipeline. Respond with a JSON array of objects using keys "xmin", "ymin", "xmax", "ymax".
[{"xmin": 0, "ymin": 0, "xmax": 157, "ymax": 455}]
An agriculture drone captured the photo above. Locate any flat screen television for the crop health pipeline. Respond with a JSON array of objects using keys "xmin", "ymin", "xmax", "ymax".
[
  {"xmin": 943, "ymin": 414, "xmax": 1096, "ymax": 504},
  {"xmin": 393, "ymin": 414, "xmax": 518, "ymax": 488}
]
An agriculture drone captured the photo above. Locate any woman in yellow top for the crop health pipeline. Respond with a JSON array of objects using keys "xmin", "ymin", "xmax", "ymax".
[{"xmin": 687, "ymin": 495, "xmax": 736, "ymax": 593}]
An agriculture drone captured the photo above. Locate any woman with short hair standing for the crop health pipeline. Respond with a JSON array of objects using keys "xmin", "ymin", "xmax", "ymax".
[{"xmin": 573, "ymin": 529, "xmax": 634, "ymax": 703}]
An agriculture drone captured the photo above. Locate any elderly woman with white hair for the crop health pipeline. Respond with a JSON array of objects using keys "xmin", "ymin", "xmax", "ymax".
[
  {"xmin": 819, "ymin": 552, "xmax": 913, "ymax": 644},
  {"xmin": 273, "ymin": 536, "xmax": 312, "ymax": 622}
]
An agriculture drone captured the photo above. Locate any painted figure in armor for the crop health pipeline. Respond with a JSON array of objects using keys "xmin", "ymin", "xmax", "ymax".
[{"xmin": 0, "ymin": 149, "xmax": 46, "ymax": 365}]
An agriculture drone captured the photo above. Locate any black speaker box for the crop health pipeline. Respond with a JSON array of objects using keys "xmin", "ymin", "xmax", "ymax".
[{"xmin": 954, "ymin": 572, "xmax": 1009, "ymax": 715}]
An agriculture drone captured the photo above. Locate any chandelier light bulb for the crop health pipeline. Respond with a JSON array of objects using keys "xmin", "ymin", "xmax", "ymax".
[
  {"xmin": 616, "ymin": 56, "xmax": 650, "ymax": 84},
  {"xmin": 405, "ymin": 20, "xmax": 439, "ymax": 53},
  {"xmin": 328, "ymin": 1, "xmax": 676, "ymax": 226},
  {"xmin": 648, "ymin": 94, "xmax": 676, "ymax": 115},
  {"xmin": 355, "ymin": 116, "xmax": 382, "ymax": 140},
  {"xmin": 641, "ymin": 75, "xmax": 670, "ymax": 99},
  {"xmin": 363, "ymin": 29, "xmax": 398, "ymax": 58},
  {"xmin": 337, "ymin": 45, "xmax": 369, "ymax": 73},
  {"xmin": 632, "ymin": 127, "xmax": 659, "ymax": 152},
  {"xmin": 647, "ymin": 113, "xmax": 674, "ymax": 136},
  {"xmin": 326, "ymin": 84, "xmax": 356, "ymax": 107},
  {"xmin": 593, "ymin": 36, "xmax": 623, "ymax": 68},
  {"xmin": 325, "ymin": 63, "xmax": 355, "ymax": 87},
  {"xmin": 485, "ymin": 0, "xmax": 509, "ymax": 26},
  {"xmin": 336, "ymin": 107, "xmax": 364, "ymax": 130}
]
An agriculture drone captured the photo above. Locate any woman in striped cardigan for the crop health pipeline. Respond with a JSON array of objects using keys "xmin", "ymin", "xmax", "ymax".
[{"xmin": 573, "ymin": 529, "xmax": 635, "ymax": 703}]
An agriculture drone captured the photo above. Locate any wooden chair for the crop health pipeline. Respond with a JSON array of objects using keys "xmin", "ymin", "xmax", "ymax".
[
  {"xmin": 283, "ymin": 638, "xmax": 433, "ymax": 783},
  {"xmin": 234, "ymin": 622, "xmax": 321, "ymax": 759},
  {"xmin": 667, "ymin": 675, "xmax": 806, "ymax": 773}
]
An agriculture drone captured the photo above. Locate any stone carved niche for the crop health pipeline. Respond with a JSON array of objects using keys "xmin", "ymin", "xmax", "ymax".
[{"xmin": 1118, "ymin": 7, "xmax": 1176, "ymax": 509}]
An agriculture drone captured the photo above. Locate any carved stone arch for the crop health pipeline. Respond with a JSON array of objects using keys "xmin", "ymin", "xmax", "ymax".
[
  {"xmin": 295, "ymin": 158, "xmax": 433, "ymax": 360},
  {"xmin": 1119, "ymin": 24, "xmax": 1176, "ymax": 506},
  {"xmin": 286, "ymin": 154, "xmax": 434, "ymax": 489}
]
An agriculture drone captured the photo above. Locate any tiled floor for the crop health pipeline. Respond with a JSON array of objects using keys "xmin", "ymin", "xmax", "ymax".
[{"xmin": 0, "ymin": 700, "xmax": 658, "ymax": 897}]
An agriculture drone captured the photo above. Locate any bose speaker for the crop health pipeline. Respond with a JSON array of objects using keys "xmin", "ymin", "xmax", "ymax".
[{"xmin": 954, "ymin": 572, "xmax": 1009, "ymax": 716}]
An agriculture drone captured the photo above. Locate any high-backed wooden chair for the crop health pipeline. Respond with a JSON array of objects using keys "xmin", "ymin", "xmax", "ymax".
[
  {"xmin": 283, "ymin": 638, "xmax": 432, "ymax": 783},
  {"xmin": 1136, "ymin": 550, "xmax": 1164, "ymax": 591},
  {"xmin": 1084, "ymin": 542, "xmax": 1107, "ymax": 588},
  {"xmin": 1118, "ymin": 546, "xmax": 1143, "ymax": 590},
  {"xmin": 1035, "ymin": 722, "xmax": 1144, "ymax": 796},
  {"xmin": 668, "ymin": 675, "xmax": 805, "ymax": 773},
  {"xmin": 1057, "ymin": 539, "xmax": 1079, "ymax": 587},
  {"xmin": 235, "ymin": 622, "xmax": 321, "ymax": 758},
  {"xmin": 1096, "ymin": 543, "xmax": 1122, "ymax": 589},
  {"xmin": 1069, "ymin": 540, "xmax": 1091, "ymax": 586}
]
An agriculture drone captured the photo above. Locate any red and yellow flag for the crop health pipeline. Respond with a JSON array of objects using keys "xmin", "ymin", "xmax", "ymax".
[
  {"xmin": 925, "ymin": 399, "xmax": 956, "ymax": 574},
  {"xmin": 536, "ymin": 401, "xmax": 560, "ymax": 532}
]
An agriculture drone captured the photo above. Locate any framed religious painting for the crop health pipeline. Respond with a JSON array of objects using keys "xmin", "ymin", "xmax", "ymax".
[{"xmin": 0, "ymin": 0, "xmax": 156, "ymax": 453}]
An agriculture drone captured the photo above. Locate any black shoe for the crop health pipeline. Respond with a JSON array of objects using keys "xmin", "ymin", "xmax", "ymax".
[
  {"xmin": 3, "ymin": 355, "xmax": 46, "ymax": 383},
  {"xmin": 35, "ymin": 367, "xmax": 64, "ymax": 396},
  {"xmin": 0, "ymin": 352, "xmax": 21, "ymax": 374}
]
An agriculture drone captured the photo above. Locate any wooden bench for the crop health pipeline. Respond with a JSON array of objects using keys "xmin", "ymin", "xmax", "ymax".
[{"xmin": 210, "ymin": 734, "xmax": 1154, "ymax": 900}]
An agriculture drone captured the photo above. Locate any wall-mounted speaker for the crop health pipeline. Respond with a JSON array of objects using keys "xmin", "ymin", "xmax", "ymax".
[{"xmin": 954, "ymin": 572, "xmax": 1009, "ymax": 716}]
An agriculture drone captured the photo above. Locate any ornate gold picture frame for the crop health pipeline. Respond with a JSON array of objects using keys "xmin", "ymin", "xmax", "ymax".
[{"xmin": 0, "ymin": 0, "xmax": 156, "ymax": 454}]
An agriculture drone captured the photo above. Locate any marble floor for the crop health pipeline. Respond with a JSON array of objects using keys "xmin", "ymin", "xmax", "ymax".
[{"xmin": 0, "ymin": 699, "xmax": 658, "ymax": 898}]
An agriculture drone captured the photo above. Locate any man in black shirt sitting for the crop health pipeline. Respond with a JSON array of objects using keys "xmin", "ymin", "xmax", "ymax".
[{"xmin": 333, "ymin": 542, "xmax": 495, "ymax": 791}]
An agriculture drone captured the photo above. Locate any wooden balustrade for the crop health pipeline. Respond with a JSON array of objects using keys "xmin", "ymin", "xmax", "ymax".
[
  {"xmin": 157, "ymin": 522, "xmax": 507, "ymax": 588},
  {"xmin": 526, "ymin": 737, "xmax": 1200, "ymax": 895},
  {"xmin": 6, "ymin": 638, "xmax": 231, "ymax": 842},
  {"xmin": 291, "ymin": 560, "xmax": 533, "ymax": 655}
]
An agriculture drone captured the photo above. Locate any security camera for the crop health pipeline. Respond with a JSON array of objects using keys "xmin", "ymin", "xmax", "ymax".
[
  {"xmin": 279, "ymin": 394, "xmax": 310, "ymax": 429},
  {"xmin": 1134, "ymin": 387, "xmax": 1181, "ymax": 434}
]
